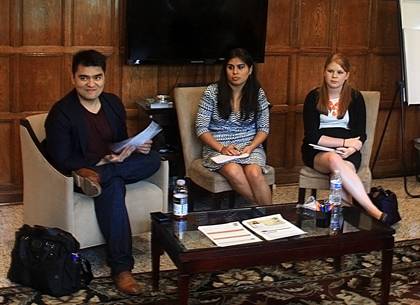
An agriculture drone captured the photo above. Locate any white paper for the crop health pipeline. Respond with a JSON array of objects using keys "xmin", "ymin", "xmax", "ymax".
[
  {"xmin": 242, "ymin": 214, "xmax": 306, "ymax": 241},
  {"xmin": 198, "ymin": 221, "xmax": 261, "ymax": 247},
  {"xmin": 110, "ymin": 121, "xmax": 162, "ymax": 153},
  {"xmin": 309, "ymin": 144, "xmax": 344, "ymax": 154},
  {"xmin": 309, "ymin": 144, "xmax": 335, "ymax": 152},
  {"xmin": 211, "ymin": 153, "xmax": 250, "ymax": 164}
]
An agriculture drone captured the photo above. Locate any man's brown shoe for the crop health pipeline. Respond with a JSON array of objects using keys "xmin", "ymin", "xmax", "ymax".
[
  {"xmin": 72, "ymin": 168, "xmax": 102, "ymax": 197},
  {"xmin": 113, "ymin": 271, "xmax": 142, "ymax": 295}
]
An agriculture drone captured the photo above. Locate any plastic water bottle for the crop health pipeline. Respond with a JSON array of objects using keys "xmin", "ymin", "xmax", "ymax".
[
  {"xmin": 329, "ymin": 170, "xmax": 342, "ymax": 234},
  {"xmin": 329, "ymin": 170, "xmax": 342, "ymax": 207},
  {"xmin": 173, "ymin": 219, "xmax": 187, "ymax": 240},
  {"xmin": 173, "ymin": 179, "xmax": 188, "ymax": 219},
  {"xmin": 329, "ymin": 205, "xmax": 342, "ymax": 235}
]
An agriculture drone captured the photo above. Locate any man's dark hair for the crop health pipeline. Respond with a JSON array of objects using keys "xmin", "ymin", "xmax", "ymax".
[{"xmin": 72, "ymin": 49, "xmax": 107, "ymax": 74}]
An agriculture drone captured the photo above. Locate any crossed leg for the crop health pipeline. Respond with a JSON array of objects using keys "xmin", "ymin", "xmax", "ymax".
[
  {"xmin": 314, "ymin": 152, "xmax": 383, "ymax": 220},
  {"xmin": 219, "ymin": 163, "xmax": 272, "ymax": 205}
]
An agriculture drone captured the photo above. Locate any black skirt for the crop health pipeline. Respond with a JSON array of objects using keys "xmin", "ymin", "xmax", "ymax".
[{"xmin": 301, "ymin": 128, "xmax": 362, "ymax": 170}]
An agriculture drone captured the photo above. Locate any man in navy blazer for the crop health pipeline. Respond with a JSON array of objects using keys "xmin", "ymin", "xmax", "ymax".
[{"xmin": 45, "ymin": 49, "xmax": 160, "ymax": 295}]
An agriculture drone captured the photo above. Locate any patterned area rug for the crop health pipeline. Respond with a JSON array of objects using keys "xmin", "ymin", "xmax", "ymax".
[{"xmin": 0, "ymin": 240, "xmax": 419, "ymax": 305}]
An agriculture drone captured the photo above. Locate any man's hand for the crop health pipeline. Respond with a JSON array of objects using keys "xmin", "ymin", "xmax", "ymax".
[
  {"xmin": 136, "ymin": 140, "xmax": 152, "ymax": 154},
  {"xmin": 103, "ymin": 145, "xmax": 136, "ymax": 163}
]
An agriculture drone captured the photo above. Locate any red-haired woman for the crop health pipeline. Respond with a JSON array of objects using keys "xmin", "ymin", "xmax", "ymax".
[{"xmin": 302, "ymin": 53, "xmax": 394, "ymax": 225}]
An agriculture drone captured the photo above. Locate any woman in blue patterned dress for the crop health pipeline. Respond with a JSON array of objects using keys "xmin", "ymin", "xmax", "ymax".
[{"xmin": 195, "ymin": 48, "xmax": 271, "ymax": 205}]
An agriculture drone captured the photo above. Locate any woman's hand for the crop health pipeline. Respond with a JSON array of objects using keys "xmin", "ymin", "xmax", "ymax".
[
  {"xmin": 335, "ymin": 146, "xmax": 357, "ymax": 159},
  {"xmin": 136, "ymin": 140, "xmax": 153, "ymax": 154},
  {"xmin": 220, "ymin": 144, "xmax": 241, "ymax": 156},
  {"xmin": 344, "ymin": 137, "xmax": 362, "ymax": 151},
  {"xmin": 241, "ymin": 145, "xmax": 254, "ymax": 155}
]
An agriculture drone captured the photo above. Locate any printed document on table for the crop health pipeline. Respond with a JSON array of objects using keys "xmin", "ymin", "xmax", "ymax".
[
  {"xmin": 211, "ymin": 153, "xmax": 250, "ymax": 164},
  {"xmin": 242, "ymin": 214, "xmax": 306, "ymax": 241},
  {"xmin": 198, "ymin": 221, "xmax": 261, "ymax": 247},
  {"xmin": 111, "ymin": 121, "xmax": 162, "ymax": 153}
]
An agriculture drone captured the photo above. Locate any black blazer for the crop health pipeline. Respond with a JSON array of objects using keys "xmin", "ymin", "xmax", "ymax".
[
  {"xmin": 302, "ymin": 88, "xmax": 367, "ymax": 146},
  {"xmin": 45, "ymin": 89, "xmax": 128, "ymax": 174}
]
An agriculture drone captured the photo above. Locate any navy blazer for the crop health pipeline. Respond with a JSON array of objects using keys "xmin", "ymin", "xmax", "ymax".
[{"xmin": 45, "ymin": 89, "xmax": 128, "ymax": 174}]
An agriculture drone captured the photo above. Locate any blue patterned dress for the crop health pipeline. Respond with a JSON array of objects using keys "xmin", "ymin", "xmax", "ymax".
[{"xmin": 195, "ymin": 83, "xmax": 270, "ymax": 171}]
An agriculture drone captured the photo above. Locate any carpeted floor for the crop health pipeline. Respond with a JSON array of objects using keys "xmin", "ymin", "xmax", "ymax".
[
  {"xmin": 0, "ymin": 239, "xmax": 419, "ymax": 304},
  {"xmin": 1, "ymin": 176, "xmax": 420, "ymax": 304}
]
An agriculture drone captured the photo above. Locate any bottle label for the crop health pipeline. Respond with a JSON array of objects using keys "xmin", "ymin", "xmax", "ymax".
[
  {"xmin": 173, "ymin": 193, "xmax": 188, "ymax": 217},
  {"xmin": 330, "ymin": 181, "xmax": 342, "ymax": 189}
]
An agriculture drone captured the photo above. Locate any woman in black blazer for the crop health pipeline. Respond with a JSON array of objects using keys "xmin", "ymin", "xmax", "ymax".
[{"xmin": 301, "ymin": 53, "xmax": 391, "ymax": 225}]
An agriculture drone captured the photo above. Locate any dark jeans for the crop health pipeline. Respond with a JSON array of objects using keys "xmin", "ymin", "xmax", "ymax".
[{"xmin": 93, "ymin": 151, "xmax": 161, "ymax": 276}]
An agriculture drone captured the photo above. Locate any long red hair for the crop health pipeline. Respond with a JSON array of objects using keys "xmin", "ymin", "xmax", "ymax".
[{"xmin": 317, "ymin": 53, "xmax": 352, "ymax": 118}]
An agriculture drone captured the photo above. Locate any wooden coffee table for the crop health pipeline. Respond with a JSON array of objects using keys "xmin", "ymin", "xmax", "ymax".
[{"xmin": 151, "ymin": 204, "xmax": 395, "ymax": 305}]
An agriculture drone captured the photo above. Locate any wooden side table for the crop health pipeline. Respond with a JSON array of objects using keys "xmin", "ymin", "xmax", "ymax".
[{"xmin": 136, "ymin": 100, "xmax": 185, "ymax": 179}]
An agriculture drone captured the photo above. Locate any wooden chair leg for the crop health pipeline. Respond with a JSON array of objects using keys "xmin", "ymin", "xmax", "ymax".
[{"xmin": 298, "ymin": 188, "xmax": 306, "ymax": 204}]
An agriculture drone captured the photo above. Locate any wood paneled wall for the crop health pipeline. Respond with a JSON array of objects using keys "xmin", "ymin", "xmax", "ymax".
[{"xmin": 1, "ymin": 0, "xmax": 418, "ymax": 202}]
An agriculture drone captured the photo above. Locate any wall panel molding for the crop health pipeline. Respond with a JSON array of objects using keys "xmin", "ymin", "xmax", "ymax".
[{"xmin": 0, "ymin": 0, "xmax": 416, "ymax": 202}]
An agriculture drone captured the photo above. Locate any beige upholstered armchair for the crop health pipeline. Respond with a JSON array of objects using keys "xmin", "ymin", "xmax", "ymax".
[
  {"xmin": 298, "ymin": 91, "xmax": 380, "ymax": 203},
  {"xmin": 20, "ymin": 113, "xmax": 169, "ymax": 248},
  {"xmin": 174, "ymin": 85, "xmax": 275, "ymax": 209}
]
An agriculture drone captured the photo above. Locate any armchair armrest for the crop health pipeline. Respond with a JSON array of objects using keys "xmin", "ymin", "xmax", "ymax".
[{"xmin": 20, "ymin": 124, "xmax": 76, "ymax": 232}]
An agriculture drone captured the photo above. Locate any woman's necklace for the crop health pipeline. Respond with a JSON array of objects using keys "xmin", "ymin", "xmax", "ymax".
[{"xmin": 327, "ymin": 98, "xmax": 339, "ymax": 117}]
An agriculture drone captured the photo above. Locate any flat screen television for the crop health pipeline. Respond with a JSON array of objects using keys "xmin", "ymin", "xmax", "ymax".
[{"xmin": 125, "ymin": 0, "xmax": 268, "ymax": 65}]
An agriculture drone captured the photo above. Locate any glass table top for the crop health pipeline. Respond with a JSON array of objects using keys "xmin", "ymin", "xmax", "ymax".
[{"xmin": 154, "ymin": 204, "xmax": 394, "ymax": 251}]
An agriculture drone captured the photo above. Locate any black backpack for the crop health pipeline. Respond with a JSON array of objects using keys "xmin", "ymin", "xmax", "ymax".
[
  {"xmin": 369, "ymin": 186, "xmax": 402, "ymax": 226},
  {"xmin": 7, "ymin": 224, "xmax": 93, "ymax": 297}
]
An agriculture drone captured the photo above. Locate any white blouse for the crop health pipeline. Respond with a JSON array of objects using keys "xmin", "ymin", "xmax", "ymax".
[{"xmin": 319, "ymin": 98, "xmax": 349, "ymax": 129}]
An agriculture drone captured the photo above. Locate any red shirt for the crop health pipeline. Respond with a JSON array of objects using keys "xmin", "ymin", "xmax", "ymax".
[{"xmin": 82, "ymin": 106, "xmax": 113, "ymax": 164}]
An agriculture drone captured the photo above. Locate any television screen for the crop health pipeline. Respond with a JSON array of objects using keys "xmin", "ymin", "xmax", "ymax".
[{"xmin": 125, "ymin": 0, "xmax": 268, "ymax": 65}]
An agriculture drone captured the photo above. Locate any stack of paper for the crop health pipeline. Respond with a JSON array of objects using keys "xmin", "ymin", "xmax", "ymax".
[
  {"xmin": 110, "ymin": 121, "xmax": 162, "ymax": 153},
  {"xmin": 198, "ymin": 214, "xmax": 306, "ymax": 247},
  {"xmin": 242, "ymin": 214, "xmax": 306, "ymax": 241},
  {"xmin": 309, "ymin": 144, "xmax": 344, "ymax": 155},
  {"xmin": 198, "ymin": 222, "xmax": 261, "ymax": 247},
  {"xmin": 210, "ymin": 153, "xmax": 249, "ymax": 164}
]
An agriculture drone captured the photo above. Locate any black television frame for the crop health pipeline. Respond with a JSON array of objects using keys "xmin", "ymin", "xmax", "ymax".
[{"xmin": 125, "ymin": 0, "xmax": 268, "ymax": 65}]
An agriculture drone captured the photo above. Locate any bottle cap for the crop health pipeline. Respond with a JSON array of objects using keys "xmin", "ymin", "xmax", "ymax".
[{"xmin": 176, "ymin": 179, "xmax": 186, "ymax": 186}]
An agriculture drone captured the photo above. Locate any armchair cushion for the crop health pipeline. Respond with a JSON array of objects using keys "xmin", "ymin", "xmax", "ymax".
[{"xmin": 73, "ymin": 179, "xmax": 164, "ymax": 247}]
